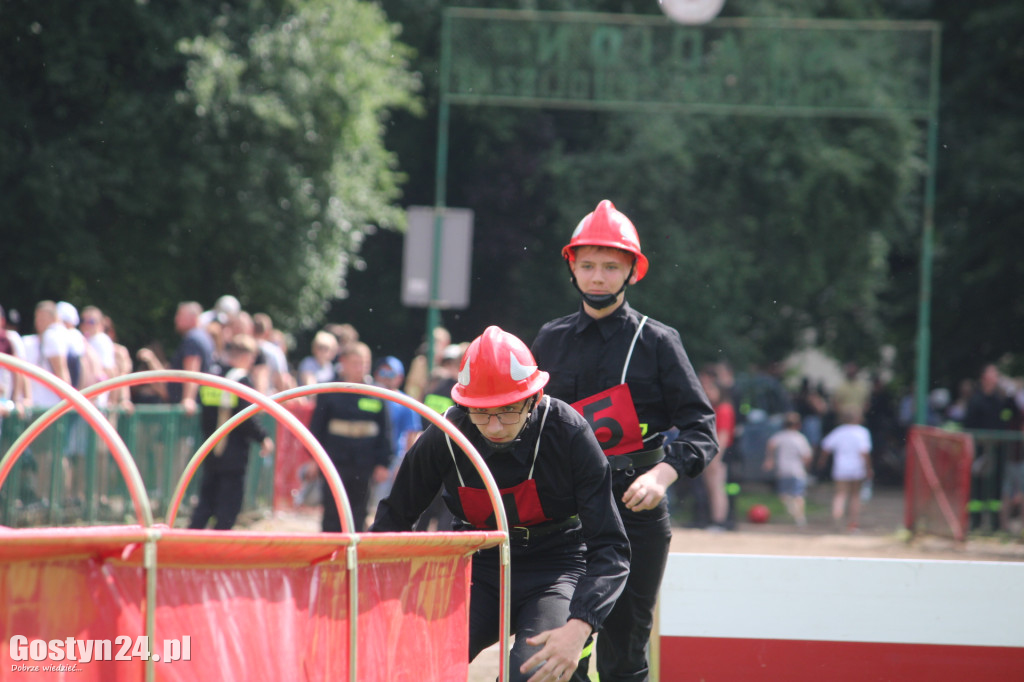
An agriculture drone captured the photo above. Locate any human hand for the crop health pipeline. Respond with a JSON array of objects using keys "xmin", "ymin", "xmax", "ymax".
[
  {"xmin": 521, "ymin": 619, "xmax": 592, "ymax": 682},
  {"xmin": 372, "ymin": 464, "xmax": 390, "ymax": 484},
  {"xmin": 621, "ymin": 464, "xmax": 674, "ymax": 512},
  {"xmin": 181, "ymin": 397, "xmax": 197, "ymax": 415},
  {"xmin": 260, "ymin": 437, "xmax": 274, "ymax": 457}
]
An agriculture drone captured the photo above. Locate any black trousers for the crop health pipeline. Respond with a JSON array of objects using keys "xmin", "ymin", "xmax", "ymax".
[
  {"xmin": 577, "ymin": 497, "xmax": 671, "ymax": 682},
  {"xmin": 321, "ymin": 462, "xmax": 373, "ymax": 532},
  {"xmin": 469, "ymin": 546, "xmax": 586, "ymax": 682},
  {"xmin": 189, "ymin": 468, "xmax": 246, "ymax": 530}
]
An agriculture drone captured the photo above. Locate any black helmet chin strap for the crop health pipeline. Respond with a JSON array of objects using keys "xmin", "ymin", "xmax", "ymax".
[{"xmin": 567, "ymin": 261, "xmax": 635, "ymax": 310}]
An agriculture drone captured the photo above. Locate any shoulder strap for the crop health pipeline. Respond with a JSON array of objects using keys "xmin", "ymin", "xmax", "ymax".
[
  {"xmin": 527, "ymin": 395, "xmax": 551, "ymax": 479},
  {"xmin": 442, "ymin": 408, "xmax": 467, "ymax": 487},
  {"xmin": 620, "ymin": 315, "xmax": 649, "ymax": 384}
]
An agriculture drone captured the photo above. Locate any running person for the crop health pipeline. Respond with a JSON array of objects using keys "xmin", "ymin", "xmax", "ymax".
[
  {"xmin": 531, "ymin": 200, "xmax": 718, "ymax": 682},
  {"xmin": 371, "ymin": 326, "xmax": 629, "ymax": 682}
]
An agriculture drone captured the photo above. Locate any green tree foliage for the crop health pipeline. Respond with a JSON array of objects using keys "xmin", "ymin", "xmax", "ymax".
[
  {"xmin": 0, "ymin": 0, "xmax": 419, "ymax": 349},
  {"xmin": 346, "ymin": 0, "xmax": 926, "ymax": 374},
  {"xmin": 4, "ymin": 0, "xmax": 1019, "ymax": 391},
  {"xmin": 924, "ymin": 2, "xmax": 1024, "ymax": 385},
  {"xmin": 536, "ymin": 112, "xmax": 920, "ymax": 370}
]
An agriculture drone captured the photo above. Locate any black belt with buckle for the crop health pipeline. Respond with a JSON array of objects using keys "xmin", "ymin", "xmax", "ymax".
[
  {"xmin": 509, "ymin": 515, "xmax": 581, "ymax": 545},
  {"xmin": 606, "ymin": 446, "xmax": 666, "ymax": 472}
]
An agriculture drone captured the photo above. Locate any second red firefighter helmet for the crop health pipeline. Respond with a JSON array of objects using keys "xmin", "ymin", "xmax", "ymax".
[
  {"xmin": 561, "ymin": 199, "xmax": 649, "ymax": 282},
  {"xmin": 451, "ymin": 326, "xmax": 549, "ymax": 408}
]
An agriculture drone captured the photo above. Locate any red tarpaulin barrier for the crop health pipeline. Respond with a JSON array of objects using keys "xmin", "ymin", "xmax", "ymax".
[
  {"xmin": 0, "ymin": 526, "xmax": 504, "ymax": 681},
  {"xmin": 272, "ymin": 401, "xmax": 317, "ymax": 513},
  {"xmin": 0, "ymin": 362, "xmax": 514, "ymax": 681}
]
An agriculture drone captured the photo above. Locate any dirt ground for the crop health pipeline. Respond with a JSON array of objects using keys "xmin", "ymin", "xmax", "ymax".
[
  {"xmin": 242, "ymin": 481, "xmax": 1024, "ymax": 562},
  {"xmin": 241, "ymin": 482, "xmax": 1023, "ymax": 681},
  {"xmin": 666, "ymin": 481, "xmax": 1024, "ymax": 562},
  {"xmin": 462, "ymin": 484, "xmax": 1024, "ymax": 681}
]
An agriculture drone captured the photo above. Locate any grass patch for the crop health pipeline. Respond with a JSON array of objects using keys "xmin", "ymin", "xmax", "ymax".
[{"xmin": 670, "ymin": 479, "xmax": 825, "ymax": 527}]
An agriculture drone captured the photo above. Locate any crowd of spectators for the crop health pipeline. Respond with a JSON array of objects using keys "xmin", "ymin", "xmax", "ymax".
[
  {"xmin": 676, "ymin": 358, "xmax": 1024, "ymax": 533},
  {"xmin": 0, "ymin": 296, "xmax": 473, "ymax": 529},
  {"xmin": 3, "ymin": 298, "xmax": 1021, "ymax": 531}
]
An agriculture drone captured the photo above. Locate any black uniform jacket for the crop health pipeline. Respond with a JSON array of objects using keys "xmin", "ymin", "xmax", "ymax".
[
  {"xmin": 532, "ymin": 302, "xmax": 718, "ymax": 479},
  {"xmin": 310, "ymin": 391, "xmax": 393, "ymax": 471},
  {"xmin": 198, "ymin": 373, "xmax": 268, "ymax": 473},
  {"xmin": 371, "ymin": 398, "xmax": 630, "ymax": 632}
]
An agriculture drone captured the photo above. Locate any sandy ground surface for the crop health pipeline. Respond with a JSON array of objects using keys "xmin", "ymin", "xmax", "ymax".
[
  {"xmin": 240, "ymin": 482, "xmax": 1024, "ymax": 681},
  {"xmin": 242, "ymin": 482, "xmax": 1024, "ymax": 562}
]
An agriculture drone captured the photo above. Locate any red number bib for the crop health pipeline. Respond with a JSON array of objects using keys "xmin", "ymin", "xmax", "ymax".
[{"xmin": 571, "ymin": 383, "xmax": 644, "ymax": 456}]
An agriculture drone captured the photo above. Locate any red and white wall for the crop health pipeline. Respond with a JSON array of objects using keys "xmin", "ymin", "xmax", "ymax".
[{"xmin": 656, "ymin": 553, "xmax": 1024, "ymax": 681}]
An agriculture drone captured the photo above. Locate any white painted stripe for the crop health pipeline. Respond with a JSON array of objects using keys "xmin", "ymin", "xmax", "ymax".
[{"xmin": 660, "ymin": 553, "xmax": 1024, "ymax": 648}]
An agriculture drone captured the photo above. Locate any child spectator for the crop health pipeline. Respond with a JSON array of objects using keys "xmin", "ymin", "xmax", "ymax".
[
  {"xmin": 298, "ymin": 330, "xmax": 338, "ymax": 386},
  {"xmin": 819, "ymin": 409, "xmax": 873, "ymax": 532},
  {"xmin": 763, "ymin": 412, "xmax": 814, "ymax": 527}
]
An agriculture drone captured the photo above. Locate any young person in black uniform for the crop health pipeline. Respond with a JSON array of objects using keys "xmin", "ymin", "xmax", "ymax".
[
  {"xmin": 531, "ymin": 200, "xmax": 719, "ymax": 682},
  {"xmin": 371, "ymin": 326, "xmax": 629, "ymax": 682},
  {"xmin": 189, "ymin": 334, "xmax": 274, "ymax": 530},
  {"xmin": 311, "ymin": 341, "xmax": 393, "ymax": 532}
]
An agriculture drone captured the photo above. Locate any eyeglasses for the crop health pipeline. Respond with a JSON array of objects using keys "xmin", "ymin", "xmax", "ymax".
[{"xmin": 467, "ymin": 407, "xmax": 526, "ymax": 426}]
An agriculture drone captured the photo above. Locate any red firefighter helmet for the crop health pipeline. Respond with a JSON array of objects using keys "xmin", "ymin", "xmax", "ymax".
[
  {"xmin": 562, "ymin": 199, "xmax": 649, "ymax": 282},
  {"xmin": 451, "ymin": 326, "xmax": 549, "ymax": 408}
]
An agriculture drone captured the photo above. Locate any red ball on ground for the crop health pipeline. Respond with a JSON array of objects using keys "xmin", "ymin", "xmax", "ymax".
[{"xmin": 747, "ymin": 504, "xmax": 771, "ymax": 524}]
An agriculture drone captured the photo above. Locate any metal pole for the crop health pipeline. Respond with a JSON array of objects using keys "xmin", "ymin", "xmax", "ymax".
[
  {"xmin": 426, "ymin": 10, "xmax": 454, "ymax": 375},
  {"xmin": 144, "ymin": 534, "xmax": 159, "ymax": 682},
  {"xmin": 914, "ymin": 25, "xmax": 942, "ymax": 425}
]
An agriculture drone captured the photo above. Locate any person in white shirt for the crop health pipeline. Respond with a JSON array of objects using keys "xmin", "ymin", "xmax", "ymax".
[
  {"xmin": 764, "ymin": 412, "xmax": 814, "ymax": 527},
  {"xmin": 57, "ymin": 301, "xmax": 104, "ymax": 392},
  {"xmin": 253, "ymin": 312, "xmax": 294, "ymax": 395},
  {"xmin": 298, "ymin": 330, "xmax": 339, "ymax": 386},
  {"xmin": 0, "ymin": 304, "xmax": 30, "ymax": 421},
  {"xmin": 57, "ymin": 301, "xmax": 103, "ymax": 503},
  {"xmin": 30, "ymin": 301, "xmax": 71, "ymax": 409},
  {"xmin": 81, "ymin": 306, "xmax": 117, "ymax": 385},
  {"xmin": 819, "ymin": 409, "xmax": 873, "ymax": 532}
]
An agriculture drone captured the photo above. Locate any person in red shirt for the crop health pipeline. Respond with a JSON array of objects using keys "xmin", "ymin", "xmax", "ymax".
[{"xmin": 700, "ymin": 370, "xmax": 736, "ymax": 531}]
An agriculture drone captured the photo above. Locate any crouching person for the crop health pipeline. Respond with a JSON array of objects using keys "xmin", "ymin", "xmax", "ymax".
[{"xmin": 371, "ymin": 326, "xmax": 629, "ymax": 682}]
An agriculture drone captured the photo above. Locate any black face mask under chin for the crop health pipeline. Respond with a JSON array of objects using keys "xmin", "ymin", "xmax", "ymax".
[{"xmin": 568, "ymin": 262, "xmax": 635, "ymax": 310}]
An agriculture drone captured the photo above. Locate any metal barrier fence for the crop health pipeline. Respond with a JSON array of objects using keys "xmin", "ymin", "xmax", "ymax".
[
  {"xmin": 904, "ymin": 426, "xmax": 1023, "ymax": 540},
  {"xmin": 0, "ymin": 406, "xmax": 276, "ymax": 527},
  {"xmin": 966, "ymin": 428, "xmax": 1024, "ymax": 534}
]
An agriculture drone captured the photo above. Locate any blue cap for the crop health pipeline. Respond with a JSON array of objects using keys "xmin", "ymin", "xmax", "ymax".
[{"xmin": 376, "ymin": 356, "xmax": 404, "ymax": 378}]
